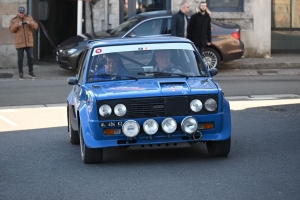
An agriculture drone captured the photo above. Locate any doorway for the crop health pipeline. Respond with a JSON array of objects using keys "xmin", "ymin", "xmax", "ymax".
[{"xmin": 35, "ymin": 0, "xmax": 85, "ymax": 62}]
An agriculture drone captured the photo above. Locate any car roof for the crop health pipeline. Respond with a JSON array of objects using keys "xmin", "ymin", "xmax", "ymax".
[
  {"xmin": 88, "ymin": 36, "xmax": 192, "ymax": 48},
  {"xmin": 132, "ymin": 10, "xmax": 220, "ymax": 25},
  {"xmin": 132, "ymin": 10, "xmax": 173, "ymax": 20}
]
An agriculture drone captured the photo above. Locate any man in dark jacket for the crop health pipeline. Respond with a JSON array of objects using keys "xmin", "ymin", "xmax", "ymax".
[
  {"xmin": 187, "ymin": 1, "xmax": 211, "ymax": 55},
  {"xmin": 9, "ymin": 6, "xmax": 38, "ymax": 80},
  {"xmin": 171, "ymin": 2, "xmax": 190, "ymax": 37}
]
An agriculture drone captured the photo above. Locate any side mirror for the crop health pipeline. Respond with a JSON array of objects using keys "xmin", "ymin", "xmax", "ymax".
[
  {"xmin": 209, "ymin": 68, "xmax": 218, "ymax": 77},
  {"xmin": 126, "ymin": 31, "xmax": 136, "ymax": 37},
  {"xmin": 67, "ymin": 77, "xmax": 78, "ymax": 85}
]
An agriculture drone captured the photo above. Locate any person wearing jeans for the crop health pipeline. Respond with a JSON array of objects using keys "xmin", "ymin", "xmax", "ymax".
[{"xmin": 9, "ymin": 6, "xmax": 38, "ymax": 80}]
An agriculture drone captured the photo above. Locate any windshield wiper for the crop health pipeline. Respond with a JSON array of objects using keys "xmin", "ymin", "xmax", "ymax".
[
  {"xmin": 137, "ymin": 71, "xmax": 189, "ymax": 79},
  {"xmin": 88, "ymin": 73, "xmax": 138, "ymax": 81}
]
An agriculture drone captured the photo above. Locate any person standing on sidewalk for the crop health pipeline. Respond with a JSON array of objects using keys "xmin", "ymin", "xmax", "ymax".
[
  {"xmin": 187, "ymin": 1, "xmax": 212, "ymax": 56},
  {"xmin": 171, "ymin": 2, "xmax": 190, "ymax": 38},
  {"xmin": 9, "ymin": 6, "xmax": 38, "ymax": 80}
]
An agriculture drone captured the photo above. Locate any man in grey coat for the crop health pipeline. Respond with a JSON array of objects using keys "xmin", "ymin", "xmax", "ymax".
[{"xmin": 171, "ymin": 2, "xmax": 190, "ymax": 37}]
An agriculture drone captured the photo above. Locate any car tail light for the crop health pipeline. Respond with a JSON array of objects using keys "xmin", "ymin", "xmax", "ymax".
[{"xmin": 231, "ymin": 31, "xmax": 240, "ymax": 40}]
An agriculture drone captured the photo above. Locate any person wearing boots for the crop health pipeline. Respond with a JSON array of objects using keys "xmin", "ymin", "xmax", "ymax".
[{"xmin": 9, "ymin": 6, "xmax": 39, "ymax": 80}]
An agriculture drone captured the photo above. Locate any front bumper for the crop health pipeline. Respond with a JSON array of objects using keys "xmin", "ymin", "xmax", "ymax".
[
  {"xmin": 56, "ymin": 50, "xmax": 79, "ymax": 70},
  {"xmin": 81, "ymin": 104, "xmax": 231, "ymax": 149}
]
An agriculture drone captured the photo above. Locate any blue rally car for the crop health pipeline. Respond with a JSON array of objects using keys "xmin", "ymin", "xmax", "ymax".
[{"xmin": 67, "ymin": 36, "xmax": 231, "ymax": 164}]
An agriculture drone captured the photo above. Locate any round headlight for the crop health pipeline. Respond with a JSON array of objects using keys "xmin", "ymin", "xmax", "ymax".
[
  {"xmin": 114, "ymin": 104, "xmax": 127, "ymax": 116},
  {"xmin": 181, "ymin": 116, "xmax": 198, "ymax": 134},
  {"xmin": 205, "ymin": 98, "xmax": 217, "ymax": 111},
  {"xmin": 161, "ymin": 118, "xmax": 177, "ymax": 133},
  {"xmin": 122, "ymin": 120, "xmax": 140, "ymax": 138},
  {"xmin": 190, "ymin": 99, "xmax": 202, "ymax": 112},
  {"xmin": 99, "ymin": 104, "xmax": 112, "ymax": 117},
  {"xmin": 143, "ymin": 119, "xmax": 158, "ymax": 135}
]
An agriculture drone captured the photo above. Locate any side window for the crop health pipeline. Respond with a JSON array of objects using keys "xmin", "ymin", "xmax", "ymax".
[
  {"xmin": 77, "ymin": 48, "xmax": 89, "ymax": 83},
  {"xmin": 164, "ymin": 18, "xmax": 171, "ymax": 34},
  {"xmin": 132, "ymin": 19, "xmax": 163, "ymax": 36}
]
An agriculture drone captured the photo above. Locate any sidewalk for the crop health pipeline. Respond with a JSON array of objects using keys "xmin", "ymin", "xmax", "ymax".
[
  {"xmin": 0, "ymin": 54, "xmax": 300, "ymax": 80},
  {"xmin": 218, "ymin": 53, "xmax": 300, "ymax": 76}
]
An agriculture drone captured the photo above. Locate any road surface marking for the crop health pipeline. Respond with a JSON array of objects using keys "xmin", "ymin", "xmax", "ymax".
[
  {"xmin": 230, "ymin": 99, "xmax": 300, "ymax": 111},
  {"xmin": 0, "ymin": 114, "xmax": 18, "ymax": 126}
]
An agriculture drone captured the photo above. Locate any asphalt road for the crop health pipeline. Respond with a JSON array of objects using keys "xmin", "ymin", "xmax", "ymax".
[
  {"xmin": 0, "ymin": 71, "xmax": 300, "ymax": 199},
  {"xmin": 0, "ymin": 99, "xmax": 300, "ymax": 199}
]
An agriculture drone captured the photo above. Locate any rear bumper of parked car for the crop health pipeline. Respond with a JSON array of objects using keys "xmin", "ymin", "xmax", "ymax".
[{"xmin": 222, "ymin": 41, "xmax": 245, "ymax": 62}]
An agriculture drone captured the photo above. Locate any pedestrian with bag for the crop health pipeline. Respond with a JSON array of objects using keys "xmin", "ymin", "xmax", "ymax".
[
  {"xmin": 9, "ymin": 6, "xmax": 39, "ymax": 80},
  {"xmin": 187, "ymin": 1, "xmax": 212, "ymax": 56}
]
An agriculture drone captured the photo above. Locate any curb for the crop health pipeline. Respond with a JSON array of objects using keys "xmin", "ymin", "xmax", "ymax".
[{"xmin": 221, "ymin": 62, "xmax": 300, "ymax": 69}]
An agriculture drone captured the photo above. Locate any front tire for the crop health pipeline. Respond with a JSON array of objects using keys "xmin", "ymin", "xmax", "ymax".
[
  {"xmin": 80, "ymin": 124, "xmax": 103, "ymax": 164},
  {"xmin": 206, "ymin": 137, "xmax": 231, "ymax": 157},
  {"xmin": 68, "ymin": 106, "xmax": 80, "ymax": 144},
  {"xmin": 203, "ymin": 47, "xmax": 221, "ymax": 69}
]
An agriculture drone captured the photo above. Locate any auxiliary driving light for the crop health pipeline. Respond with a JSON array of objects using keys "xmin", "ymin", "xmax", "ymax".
[
  {"xmin": 122, "ymin": 120, "xmax": 140, "ymax": 138},
  {"xmin": 99, "ymin": 104, "xmax": 112, "ymax": 117},
  {"xmin": 190, "ymin": 99, "xmax": 202, "ymax": 112},
  {"xmin": 161, "ymin": 118, "xmax": 177, "ymax": 133},
  {"xmin": 181, "ymin": 116, "xmax": 198, "ymax": 134},
  {"xmin": 143, "ymin": 119, "xmax": 158, "ymax": 135}
]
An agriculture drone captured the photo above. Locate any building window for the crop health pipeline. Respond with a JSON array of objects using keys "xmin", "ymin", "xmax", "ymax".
[
  {"xmin": 120, "ymin": 0, "xmax": 170, "ymax": 23},
  {"xmin": 206, "ymin": 0, "xmax": 244, "ymax": 12},
  {"xmin": 271, "ymin": 0, "xmax": 300, "ymax": 53}
]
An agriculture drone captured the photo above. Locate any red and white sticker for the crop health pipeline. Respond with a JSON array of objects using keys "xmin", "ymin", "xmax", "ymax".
[{"xmin": 95, "ymin": 48, "xmax": 102, "ymax": 54}]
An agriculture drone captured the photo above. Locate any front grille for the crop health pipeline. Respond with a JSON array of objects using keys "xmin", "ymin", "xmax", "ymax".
[
  {"xmin": 126, "ymin": 98, "xmax": 165, "ymax": 117},
  {"xmin": 97, "ymin": 95, "xmax": 218, "ymax": 120}
]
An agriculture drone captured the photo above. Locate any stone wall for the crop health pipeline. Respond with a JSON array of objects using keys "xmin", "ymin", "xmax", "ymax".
[
  {"xmin": 85, "ymin": 0, "xmax": 119, "ymax": 34},
  {"xmin": 0, "ymin": 0, "xmax": 28, "ymax": 69}
]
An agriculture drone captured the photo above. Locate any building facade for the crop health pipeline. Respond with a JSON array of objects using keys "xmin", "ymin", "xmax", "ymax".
[{"xmin": 0, "ymin": 0, "xmax": 299, "ymax": 69}]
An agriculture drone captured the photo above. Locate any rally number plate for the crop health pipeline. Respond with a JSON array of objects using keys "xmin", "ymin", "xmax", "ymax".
[{"xmin": 100, "ymin": 121, "xmax": 123, "ymax": 127}]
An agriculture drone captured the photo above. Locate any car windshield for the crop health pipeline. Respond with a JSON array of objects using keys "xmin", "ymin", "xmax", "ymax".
[
  {"xmin": 109, "ymin": 18, "xmax": 140, "ymax": 37},
  {"xmin": 86, "ymin": 42, "xmax": 208, "ymax": 83}
]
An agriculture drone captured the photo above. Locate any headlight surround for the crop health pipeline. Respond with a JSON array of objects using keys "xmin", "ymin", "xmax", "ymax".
[
  {"xmin": 99, "ymin": 104, "xmax": 112, "ymax": 117},
  {"xmin": 190, "ymin": 99, "xmax": 202, "ymax": 112},
  {"xmin": 205, "ymin": 98, "xmax": 217, "ymax": 111},
  {"xmin": 114, "ymin": 104, "xmax": 126, "ymax": 116},
  {"xmin": 181, "ymin": 116, "xmax": 198, "ymax": 134},
  {"xmin": 122, "ymin": 120, "xmax": 140, "ymax": 138},
  {"xmin": 143, "ymin": 119, "xmax": 158, "ymax": 135},
  {"xmin": 161, "ymin": 118, "xmax": 177, "ymax": 133},
  {"xmin": 63, "ymin": 48, "xmax": 77, "ymax": 55}
]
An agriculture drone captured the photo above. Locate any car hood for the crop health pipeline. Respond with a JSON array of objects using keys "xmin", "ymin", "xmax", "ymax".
[
  {"xmin": 88, "ymin": 78, "xmax": 219, "ymax": 100},
  {"xmin": 58, "ymin": 31, "xmax": 114, "ymax": 49}
]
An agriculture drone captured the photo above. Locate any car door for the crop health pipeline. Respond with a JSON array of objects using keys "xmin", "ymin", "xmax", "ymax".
[{"xmin": 74, "ymin": 48, "xmax": 89, "ymax": 117}]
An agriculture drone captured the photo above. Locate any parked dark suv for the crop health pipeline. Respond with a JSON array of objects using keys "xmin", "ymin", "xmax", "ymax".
[{"xmin": 57, "ymin": 10, "xmax": 244, "ymax": 70}]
